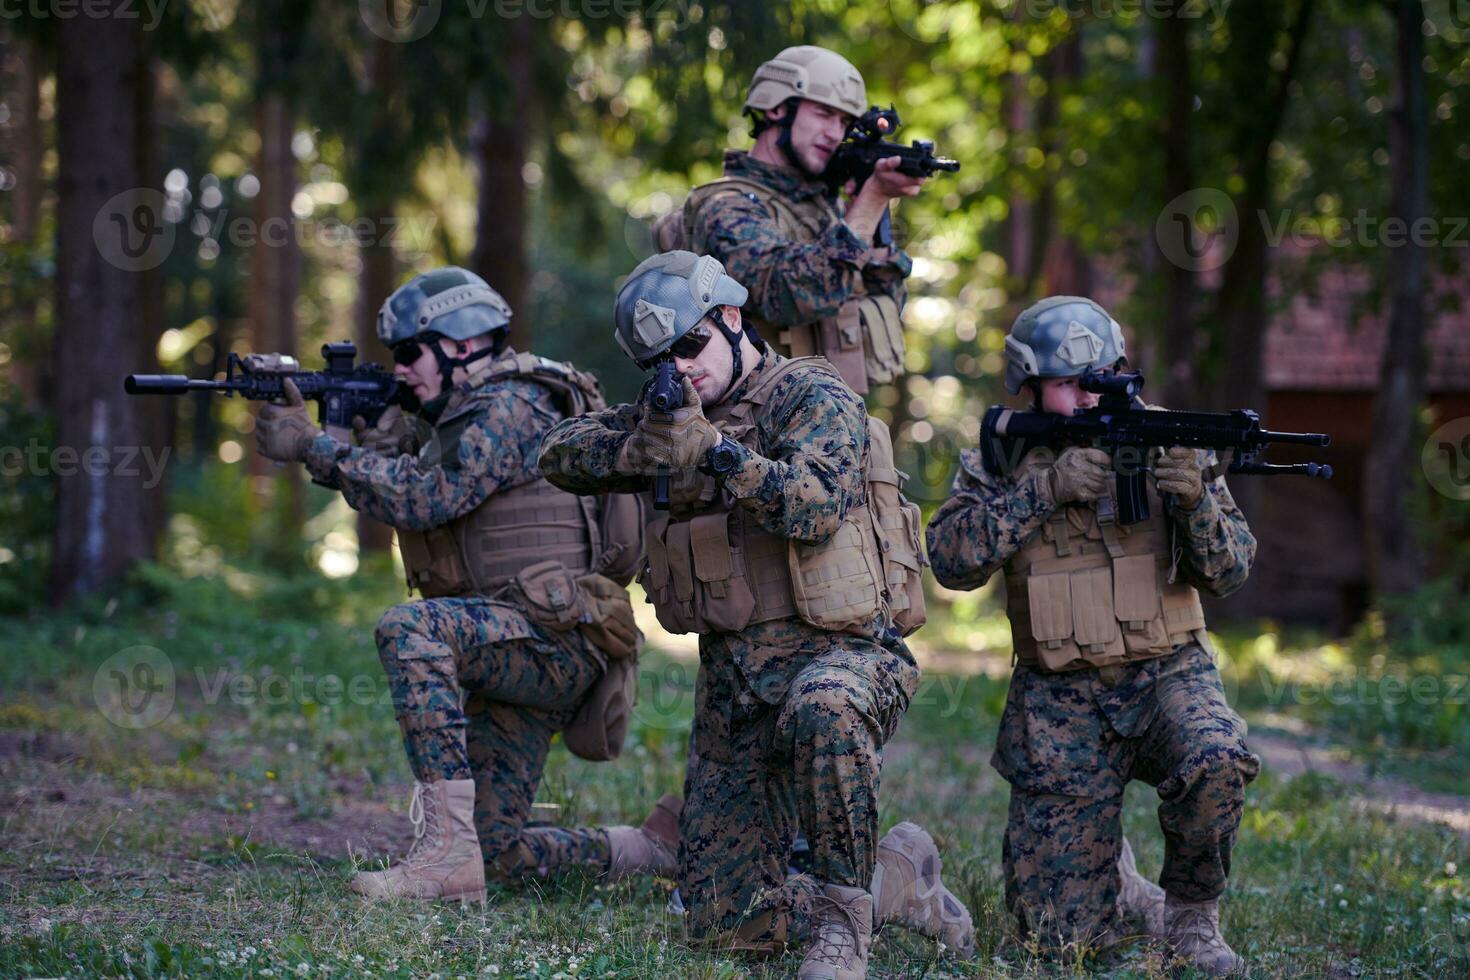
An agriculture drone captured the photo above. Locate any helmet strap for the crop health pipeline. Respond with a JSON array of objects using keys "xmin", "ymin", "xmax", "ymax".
[
  {"xmin": 712, "ymin": 312, "xmax": 747, "ymax": 404},
  {"xmin": 773, "ymin": 98, "xmax": 812, "ymax": 176},
  {"xmin": 430, "ymin": 339, "xmax": 499, "ymax": 388}
]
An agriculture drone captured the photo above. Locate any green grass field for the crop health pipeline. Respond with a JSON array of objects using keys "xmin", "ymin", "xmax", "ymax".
[{"xmin": 2, "ymin": 561, "xmax": 1467, "ymax": 978}]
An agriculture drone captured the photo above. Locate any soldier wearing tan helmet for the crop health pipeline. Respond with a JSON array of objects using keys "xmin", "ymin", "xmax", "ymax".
[{"xmin": 654, "ymin": 45, "xmax": 925, "ymax": 395}]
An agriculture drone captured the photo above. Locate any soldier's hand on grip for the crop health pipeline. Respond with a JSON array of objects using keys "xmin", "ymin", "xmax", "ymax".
[
  {"xmin": 1153, "ymin": 446, "xmax": 1205, "ymax": 509},
  {"xmin": 623, "ymin": 377, "xmax": 722, "ymax": 473},
  {"xmin": 256, "ymin": 378, "xmax": 321, "ymax": 463},
  {"xmin": 352, "ymin": 405, "xmax": 416, "ymax": 457},
  {"xmin": 1047, "ymin": 447, "xmax": 1112, "ymax": 505}
]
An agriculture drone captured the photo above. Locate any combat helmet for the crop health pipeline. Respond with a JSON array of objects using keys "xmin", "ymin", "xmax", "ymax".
[
  {"xmin": 614, "ymin": 251, "xmax": 751, "ymax": 401},
  {"xmin": 744, "ymin": 45, "xmax": 867, "ymax": 120},
  {"xmin": 1004, "ymin": 296, "xmax": 1128, "ymax": 395},
  {"xmin": 377, "ymin": 266, "xmax": 512, "ymax": 381}
]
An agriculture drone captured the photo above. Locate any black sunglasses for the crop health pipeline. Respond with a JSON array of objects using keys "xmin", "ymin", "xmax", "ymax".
[
  {"xmin": 637, "ymin": 321, "xmax": 716, "ymax": 371},
  {"xmin": 392, "ymin": 334, "xmax": 444, "ymax": 366}
]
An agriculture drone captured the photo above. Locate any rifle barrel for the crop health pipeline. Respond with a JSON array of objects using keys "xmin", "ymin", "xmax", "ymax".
[
  {"xmin": 124, "ymin": 374, "xmax": 216, "ymax": 394},
  {"xmin": 1259, "ymin": 429, "xmax": 1330, "ymax": 447}
]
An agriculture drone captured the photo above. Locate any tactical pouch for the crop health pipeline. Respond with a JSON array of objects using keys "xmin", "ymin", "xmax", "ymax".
[
  {"xmin": 640, "ymin": 515, "xmax": 700, "ymax": 634},
  {"xmin": 562, "ymin": 651, "xmax": 636, "ymax": 762},
  {"xmin": 688, "ymin": 512, "xmax": 757, "ymax": 632},
  {"xmin": 788, "ymin": 509, "xmax": 885, "ymax": 634},
  {"xmin": 398, "ymin": 527, "xmax": 471, "ymax": 598},
  {"xmin": 513, "ymin": 560, "xmax": 582, "ymax": 633},
  {"xmin": 858, "ymin": 294, "xmax": 906, "ymax": 387},
  {"xmin": 865, "ymin": 418, "xmax": 927, "ymax": 636},
  {"xmin": 574, "ymin": 572, "xmax": 640, "ymax": 662},
  {"xmin": 819, "ymin": 306, "xmax": 869, "ymax": 395}
]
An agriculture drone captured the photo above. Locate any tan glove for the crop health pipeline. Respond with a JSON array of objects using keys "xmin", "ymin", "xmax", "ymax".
[
  {"xmin": 1047, "ymin": 447, "xmax": 1112, "ymax": 505},
  {"xmin": 352, "ymin": 405, "xmax": 417, "ymax": 457},
  {"xmin": 255, "ymin": 378, "xmax": 321, "ymax": 462},
  {"xmin": 1153, "ymin": 446, "xmax": 1205, "ymax": 508},
  {"xmin": 617, "ymin": 377, "xmax": 722, "ymax": 474}
]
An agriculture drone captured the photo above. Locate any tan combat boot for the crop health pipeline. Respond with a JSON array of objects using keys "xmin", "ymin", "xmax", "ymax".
[
  {"xmin": 1165, "ymin": 895, "xmax": 1245, "ymax": 975},
  {"xmin": 870, "ymin": 821, "xmax": 975, "ymax": 956},
  {"xmin": 798, "ymin": 883, "xmax": 873, "ymax": 980},
  {"xmin": 350, "ymin": 779, "xmax": 485, "ymax": 902},
  {"xmin": 604, "ymin": 793, "xmax": 681, "ymax": 880},
  {"xmin": 1116, "ymin": 836, "xmax": 1167, "ymax": 938}
]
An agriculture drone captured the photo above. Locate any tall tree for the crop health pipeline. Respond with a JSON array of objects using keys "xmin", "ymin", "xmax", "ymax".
[
  {"xmin": 1364, "ymin": 0, "xmax": 1429, "ymax": 598},
  {"xmin": 50, "ymin": 4, "xmax": 160, "ymax": 600},
  {"xmin": 1155, "ymin": 9, "xmax": 1196, "ymax": 407}
]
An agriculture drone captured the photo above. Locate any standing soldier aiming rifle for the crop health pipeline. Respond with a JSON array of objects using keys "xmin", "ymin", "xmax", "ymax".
[
  {"xmin": 926, "ymin": 297, "xmax": 1266, "ymax": 975},
  {"xmin": 656, "ymin": 45, "xmax": 955, "ymax": 395},
  {"xmin": 251, "ymin": 266, "xmax": 678, "ymax": 901},
  {"xmin": 539, "ymin": 251, "xmax": 973, "ymax": 979}
]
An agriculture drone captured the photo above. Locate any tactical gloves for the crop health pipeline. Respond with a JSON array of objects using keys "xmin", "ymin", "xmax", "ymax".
[
  {"xmin": 353, "ymin": 405, "xmax": 419, "ymax": 457},
  {"xmin": 1153, "ymin": 446, "xmax": 1206, "ymax": 508},
  {"xmin": 256, "ymin": 379, "xmax": 322, "ymax": 463},
  {"xmin": 618, "ymin": 377, "xmax": 722, "ymax": 474},
  {"xmin": 1047, "ymin": 447, "xmax": 1112, "ymax": 505}
]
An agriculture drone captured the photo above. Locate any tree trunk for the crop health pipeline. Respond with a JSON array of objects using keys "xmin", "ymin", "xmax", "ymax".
[
  {"xmin": 247, "ymin": 90, "xmax": 303, "ymax": 529},
  {"xmin": 471, "ymin": 16, "xmax": 533, "ymax": 351},
  {"xmin": 356, "ymin": 227, "xmax": 397, "ymax": 555},
  {"xmin": 1039, "ymin": 29, "xmax": 1091, "ymax": 297},
  {"xmin": 354, "ymin": 35, "xmax": 402, "ymax": 556},
  {"xmin": 50, "ymin": 6, "xmax": 157, "ymax": 601},
  {"xmin": 1364, "ymin": 0, "xmax": 1429, "ymax": 598},
  {"xmin": 1156, "ymin": 10, "xmax": 1196, "ymax": 407},
  {"xmin": 2, "ymin": 36, "xmax": 44, "ymax": 408}
]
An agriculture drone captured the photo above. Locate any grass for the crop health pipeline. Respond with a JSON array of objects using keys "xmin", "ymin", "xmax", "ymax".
[{"xmin": 2, "ymin": 560, "xmax": 1468, "ymax": 978}]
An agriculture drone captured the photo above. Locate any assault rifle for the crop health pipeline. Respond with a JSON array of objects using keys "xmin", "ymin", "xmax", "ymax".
[
  {"xmin": 979, "ymin": 368, "xmax": 1332, "ymax": 526},
  {"xmin": 125, "ymin": 341, "xmax": 411, "ymax": 441},
  {"xmin": 823, "ymin": 105, "xmax": 960, "ymax": 247},
  {"xmin": 645, "ymin": 359, "xmax": 683, "ymax": 511}
]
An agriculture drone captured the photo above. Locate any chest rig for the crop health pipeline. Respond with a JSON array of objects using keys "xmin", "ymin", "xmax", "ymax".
[
  {"xmin": 1002, "ymin": 449, "xmax": 1207, "ymax": 672},
  {"xmin": 639, "ymin": 356, "xmax": 926, "ymax": 638},
  {"xmin": 679, "ymin": 177, "xmax": 905, "ymax": 396},
  {"xmin": 397, "ymin": 351, "xmax": 638, "ymax": 598}
]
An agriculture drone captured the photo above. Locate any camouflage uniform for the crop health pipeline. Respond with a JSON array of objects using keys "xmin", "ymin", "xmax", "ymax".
[
  {"xmin": 925, "ymin": 447, "xmax": 1262, "ymax": 946},
  {"xmin": 303, "ymin": 350, "xmax": 612, "ymax": 878},
  {"xmin": 688, "ymin": 151, "xmax": 911, "ymax": 393},
  {"xmin": 541, "ymin": 351, "xmax": 920, "ymax": 948}
]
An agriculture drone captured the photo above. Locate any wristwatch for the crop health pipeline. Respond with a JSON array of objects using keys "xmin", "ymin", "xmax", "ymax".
[{"xmin": 699, "ymin": 436, "xmax": 742, "ymax": 478}]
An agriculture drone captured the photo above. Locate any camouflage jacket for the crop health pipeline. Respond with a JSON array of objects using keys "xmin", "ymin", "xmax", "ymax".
[
  {"xmin": 692, "ymin": 150, "xmax": 911, "ymax": 327},
  {"xmin": 302, "ymin": 348, "xmax": 562, "ymax": 532},
  {"xmin": 541, "ymin": 352, "xmax": 913, "ymax": 704},
  {"xmin": 926, "ymin": 447, "xmax": 1256, "ymax": 599}
]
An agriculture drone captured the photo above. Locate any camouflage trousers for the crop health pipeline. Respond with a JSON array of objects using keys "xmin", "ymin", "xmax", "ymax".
[
  {"xmin": 375, "ymin": 597, "xmax": 611, "ymax": 878},
  {"xmin": 992, "ymin": 641, "xmax": 1260, "ymax": 946},
  {"xmin": 679, "ymin": 630, "xmax": 919, "ymax": 951}
]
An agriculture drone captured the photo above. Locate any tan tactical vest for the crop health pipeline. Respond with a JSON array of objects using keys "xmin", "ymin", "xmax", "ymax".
[
  {"xmin": 639, "ymin": 356, "xmax": 927, "ymax": 637},
  {"xmin": 670, "ymin": 176, "xmax": 906, "ymax": 396},
  {"xmin": 397, "ymin": 352, "xmax": 643, "ymax": 598},
  {"xmin": 1003, "ymin": 449, "xmax": 1207, "ymax": 673}
]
